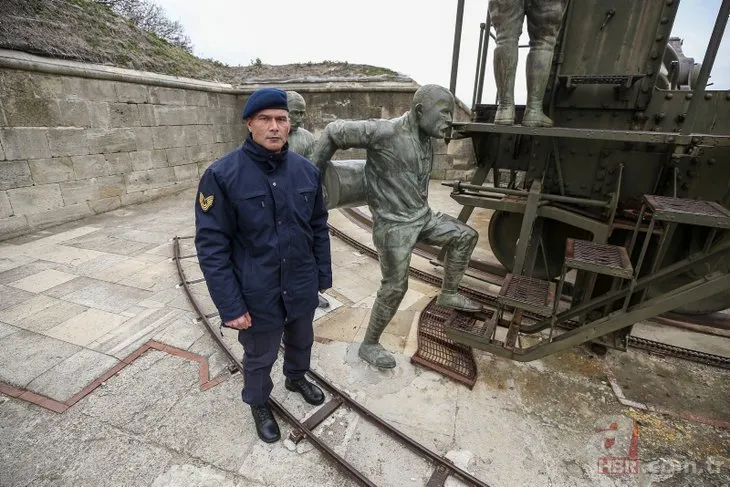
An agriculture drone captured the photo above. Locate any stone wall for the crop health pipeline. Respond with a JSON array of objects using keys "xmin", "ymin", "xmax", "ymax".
[
  {"xmin": 0, "ymin": 50, "xmax": 476, "ymax": 241},
  {"xmin": 0, "ymin": 64, "xmax": 243, "ymax": 240}
]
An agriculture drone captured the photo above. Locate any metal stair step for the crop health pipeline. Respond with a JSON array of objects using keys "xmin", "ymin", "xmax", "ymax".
[
  {"xmin": 498, "ymin": 274, "xmax": 555, "ymax": 316},
  {"xmin": 565, "ymin": 238, "xmax": 633, "ymax": 279},
  {"xmin": 643, "ymin": 195, "xmax": 730, "ymax": 229}
]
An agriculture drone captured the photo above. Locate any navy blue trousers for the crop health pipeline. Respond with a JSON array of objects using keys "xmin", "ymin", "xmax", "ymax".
[{"xmin": 237, "ymin": 310, "xmax": 315, "ymax": 405}]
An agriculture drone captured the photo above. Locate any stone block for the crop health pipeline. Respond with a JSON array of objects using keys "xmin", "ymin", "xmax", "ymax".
[
  {"xmin": 0, "ymin": 137, "xmax": 5, "ymax": 160},
  {"xmin": 104, "ymin": 152, "xmax": 133, "ymax": 175},
  {"xmin": 71, "ymin": 154, "xmax": 107, "ymax": 179},
  {"xmin": 110, "ymin": 103, "xmax": 141, "ymax": 127},
  {"xmin": 185, "ymin": 90, "xmax": 209, "ymax": 106},
  {"xmin": 57, "ymin": 100, "xmax": 92, "ymax": 127},
  {"xmin": 125, "ymin": 167, "xmax": 176, "ymax": 192},
  {"xmin": 47, "ymin": 128, "xmax": 89, "ymax": 157},
  {"xmin": 0, "ymin": 215, "xmax": 29, "ymax": 240},
  {"xmin": 25, "ymin": 203, "xmax": 93, "ymax": 229},
  {"xmin": 197, "ymin": 106, "xmax": 213, "ymax": 125},
  {"xmin": 63, "ymin": 77, "xmax": 117, "ymax": 102},
  {"xmin": 128, "ymin": 150, "xmax": 168, "ymax": 171},
  {"xmin": 165, "ymin": 147, "xmax": 189, "ymax": 166},
  {"xmin": 0, "ymin": 329, "xmax": 81, "ymax": 387},
  {"xmin": 88, "ymin": 196, "xmax": 122, "ymax": 214},
  {"xmin": 191, "ymin": 125, "xmax": 217, "ymax": 146},
  {"xmin": 29, "ymin": 73, "xmax": 65, "ymax": 99},
  {"xmin": 197, "ymin": 161, "xmax": 213, "ymax": 175},
  {"xmin": 7, "ymin": 183, "xmax": 63, "ymax": 213},
  {"xmin": 0, "ymin": 161, "xmax": 33, "ymax": 190},
  {"xmin": 138, "ymin": 104, "xmax": 155, "ymax": 126},
  {"xmin": 188, "ymin": 144, "xmax": 214, "ymax": 164},
  {"xmin": 173, "ymin": 163, "xmax": 199, "ymax": 182},
  {"xmin": 0, "ymin": 128, "xmax": 51, "ymax": 160},
  {"xmin": 28, "ymin": 157, "xmax": 75, "ymax": 184},
  {"xmin": 87, "ymin": 101, "xmax": 111, "ymax": 128},
  {"xmin": 151, "ymin": 126, "xmax": 187, "ymax": 149},
  {"xmin": 87, "ymin": 128, "xmax": 137, "ymax": 154},
  {"xmin": 1, "ymin": 95, "xmax": 61, "ymax": 127},
  {"xmin": 148, "ymin": 86, "xmax": 187, "ymax": 105},
  {"xmin": 60, "ymin": 176, "xmax": 124, "ymax": 205},
  {"xmin": 153, "ymin": 105, "xmax": 198, "ymax": 126},
  {"xmin": 132, "ymin": 127, "xmax": 154, "ymax": 150},
  {"xmin": 0, "ymin": 191, "xmax": 12, "ymax": 218},
  {"xmin": 115, "ymin": 82, "xmax": 148, "ymax": 104}
]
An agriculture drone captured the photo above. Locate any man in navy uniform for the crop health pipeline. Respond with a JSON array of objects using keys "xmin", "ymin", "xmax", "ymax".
[{"xmin": 195, "ymin": 88, "xmax": 332, "ymax": 443}]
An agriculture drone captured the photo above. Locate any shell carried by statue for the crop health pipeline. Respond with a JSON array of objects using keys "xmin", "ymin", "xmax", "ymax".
[{"xmin": 323, "ymin": 159, "xmax": 367, "ymax": 209}]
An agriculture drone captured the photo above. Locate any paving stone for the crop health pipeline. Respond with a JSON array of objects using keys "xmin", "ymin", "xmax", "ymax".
[
  {"xmin": 0, "ymin": 321, "xmax": 20, "ymax": 339},
  {"xmin": 13, "ymin": 298, "xmax": 88, "ymax": 333},
  {"xmin": 0, "ymin": 284, "xmax": 34, "ymax": 311},
  {"xmin": 64, "ymin": 233, "xmax": 155, "ymax": 256},
  {"xmin": 151, "ymin": 464, "xmax": 247, "ymax": 487},
  {"xmin": 51, "ymin": 278, "xmax": 152, "ymax": 314},
  {"xmin": 27, "ymin": 348, "xmax": 120, "ymax": 402},
  {"xmin": 8, "ymin": 268, "xmax": 78, "ymax": 293},
  {"xmin": 22, "ymin": 244, "xmax": 104, "ymax": 267},
  {"xmin": 0, "ymin": 259, "xmax": 59, "ymax": 284},
  {"xmin": 152, "ymin": 311, "xmax": 205, "ymax": 350},
  {"xmin": 88, "ymin": 307, "xmax": 181, "ymax": 358},
  {"xmin": 0, "ymin": 294, "xmax": 60, "ymax": 325},
  {"xmin": 0, "ymin": 329, "xmax": 80, "ymax": 387},
  {"xmin": 45, "ymin": 308, "xmax": 128, "ymax": 346}
]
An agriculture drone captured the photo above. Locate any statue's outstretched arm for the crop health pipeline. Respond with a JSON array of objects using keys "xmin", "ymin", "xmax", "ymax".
[{"xmin": 312, "ymin": 120, "xmax": 377, "ymax": 175}]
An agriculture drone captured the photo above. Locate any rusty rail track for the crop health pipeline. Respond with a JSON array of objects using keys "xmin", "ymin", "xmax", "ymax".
[{"xmin": 173, "ymin": 236, "xmax": 491, "ymax": 487}]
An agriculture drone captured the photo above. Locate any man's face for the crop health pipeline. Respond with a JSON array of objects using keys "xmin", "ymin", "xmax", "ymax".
[
  {"xmin": 246, "ymin": 108, "xmax": 290, "ymax": 152},
  {"xmin": 418, "ymin": 96, "xmax": 454, "ymax": 138},
  {"xmin": 288, "ymin": 99, "xmax": 306, "ymax": 131}
]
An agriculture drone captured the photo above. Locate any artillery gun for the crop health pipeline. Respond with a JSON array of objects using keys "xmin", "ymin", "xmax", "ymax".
[{"xmin": 441, "ymin": 0, "xmax": 730, "ymax": 361}]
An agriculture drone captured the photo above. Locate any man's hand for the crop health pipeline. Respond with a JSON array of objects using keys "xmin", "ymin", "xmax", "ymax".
[{"xmin": 225, "ymin": 312, "xmax": 252, "ymax": 330}]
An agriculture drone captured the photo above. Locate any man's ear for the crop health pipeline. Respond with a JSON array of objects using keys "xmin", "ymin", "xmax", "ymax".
[
  {"xmin": 245, "ymin": 118, "xmax": 252, "ymax": 132},
  {"xmin": 414, "ymin": 103, "xmax": 424, "ymax": 118}
]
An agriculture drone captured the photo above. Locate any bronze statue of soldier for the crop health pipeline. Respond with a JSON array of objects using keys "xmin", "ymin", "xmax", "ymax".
[
  {"xmin": 312, "ymin": 84, "xmax": 482, "ymax": 369},
  {"xmin": 489, "ymin": 0, "xmax": 565, "ymax": 127}
]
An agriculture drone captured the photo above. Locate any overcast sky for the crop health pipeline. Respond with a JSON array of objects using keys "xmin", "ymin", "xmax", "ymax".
[{"xmin": 154, "ymin": 0, "xmax": 729, "ymax": 104}]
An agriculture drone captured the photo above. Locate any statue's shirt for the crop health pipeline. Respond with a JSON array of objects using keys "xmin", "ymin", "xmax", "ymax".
[
  {"xmin": 323, "ymin": 114, "xmax": 432, "ymax": 223},
  {"xmin": 288, "ymin": 127, "xmax": 316, "ymax": 161}
]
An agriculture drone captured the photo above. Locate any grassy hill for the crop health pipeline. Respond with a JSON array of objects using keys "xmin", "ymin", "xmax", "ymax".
[{"xmin": 0, "ymin": 0, "xmax": 407, "ymax": 84}]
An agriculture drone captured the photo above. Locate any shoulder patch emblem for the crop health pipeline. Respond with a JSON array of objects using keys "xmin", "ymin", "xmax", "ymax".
[{"xmin": 199, "ymin": 192, "xmax": 214, "ymax": 212}]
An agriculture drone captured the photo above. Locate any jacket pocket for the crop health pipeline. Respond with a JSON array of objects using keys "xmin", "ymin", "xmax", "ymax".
[
  {"xmin": 235, "ymin": 190, "xmax": 270, "ymax": 230},
  {"xmin": 295, "ymin": 186, "xmax": 317, "ymax": 221}
]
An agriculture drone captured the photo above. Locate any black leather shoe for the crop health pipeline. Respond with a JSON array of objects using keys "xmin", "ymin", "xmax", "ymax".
[
  {"xmin": 285, "ymin": 377, "xmax": 325, "ymax": 405},
  {"xmin": 250, "ymin": 403, "xmax": 280, "ymax": 443}
]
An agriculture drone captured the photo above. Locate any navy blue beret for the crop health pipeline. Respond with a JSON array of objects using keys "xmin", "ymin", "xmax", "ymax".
[{"xmin": 242, "ymin": 88, "xmax": 289, "ymax": 119}]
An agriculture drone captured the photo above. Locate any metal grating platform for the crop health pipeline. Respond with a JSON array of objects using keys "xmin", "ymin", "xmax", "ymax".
[
  {"xmin": 412, "ymin": 297, "xmax": 478, "ymax": 388},
  {"xmin": 498, "ymin": 274, "xmax": 555, "ymax": 316},
  {"xmin": 565, "ymin": 238, "xmax": 634, "ymax": 279},
  {"xmin": 643, "ymin": 195, "xmax": 730, "ymax": 229}
]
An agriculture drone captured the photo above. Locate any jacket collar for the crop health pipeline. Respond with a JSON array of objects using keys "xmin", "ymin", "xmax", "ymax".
[{"xmin": 242, "ymin": 135, "xmax": 289, "ymax": 171}]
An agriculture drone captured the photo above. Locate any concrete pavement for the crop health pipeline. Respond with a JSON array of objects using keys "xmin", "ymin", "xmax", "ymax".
[{"xmin": 0, "ymin": 182, "xmax": 728, "ymax": 487}]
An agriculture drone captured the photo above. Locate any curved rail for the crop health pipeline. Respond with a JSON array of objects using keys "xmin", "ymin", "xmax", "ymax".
[{"xmin": 173, "ymin": 236, "xmax": 492, "ymax": 487}]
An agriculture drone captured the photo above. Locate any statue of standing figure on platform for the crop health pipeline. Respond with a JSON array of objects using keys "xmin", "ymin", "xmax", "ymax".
[
  {"xmin": 286, "ymin": 90, "xmax": 330, "ymax": 310},
  {"xmin": 312, "ymin": 84, "xmax": 483, "ymax": 369},
  {"xmin": 489, "ymin": 0, "xmax": 565, "ymax": 127},
  {"xmin": 286, "ymin": 91, "xmax": 316, "ymax": 160}
]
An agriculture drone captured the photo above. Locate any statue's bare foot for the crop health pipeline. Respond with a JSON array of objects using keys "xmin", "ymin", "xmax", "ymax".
[
  {"xmin": 522, "ymin": 110, "xmax": 554, "ymax": 127},
  {"xmin": 436, "ymin": 292, "xmax": 483, "ymax": 312},
  {"xmin": 358, "ymin": 343, "xmax": 396, "ymax": 369},
  {"xmin": 494, "ymin": 104, "xmax": 515, "ymax": 125}
]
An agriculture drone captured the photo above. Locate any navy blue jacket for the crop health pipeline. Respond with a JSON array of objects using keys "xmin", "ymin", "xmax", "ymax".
[{"xmin": 195, "ymin": 136, "xmax": 332, "ymax": 331}]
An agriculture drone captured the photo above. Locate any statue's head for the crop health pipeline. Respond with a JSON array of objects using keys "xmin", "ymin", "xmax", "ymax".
[
  {"xmin": 286, "ymin": 91, "xmax": 307, "ymax": 131},
  {"xmin": 411, "ymin": 85, "xmax": 454, "ymax": 138}
]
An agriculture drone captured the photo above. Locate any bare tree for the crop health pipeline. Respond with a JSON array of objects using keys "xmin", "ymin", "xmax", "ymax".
[{"xmin": 96, "ymin": 0, "xmax": 193, "ymax": 52}]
